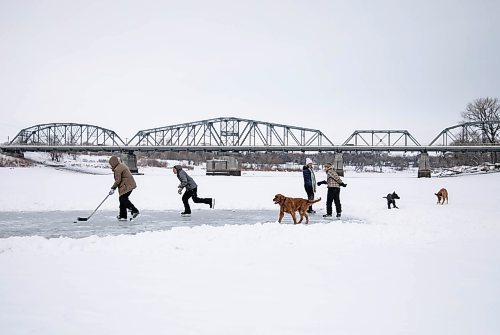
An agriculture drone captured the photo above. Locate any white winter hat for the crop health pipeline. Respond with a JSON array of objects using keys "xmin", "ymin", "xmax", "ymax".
[{"xmin": 305, "ymin": 158, "xmax": 313, "ymax": 165}]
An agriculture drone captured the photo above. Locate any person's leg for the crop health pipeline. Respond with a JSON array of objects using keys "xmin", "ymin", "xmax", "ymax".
[
  {"xmin": 182, "ymin": 189, "xmax": 193, "ymax": 213},
  {"xmin": 304, "ymin": 185, "xmax": 315, "ymax": 212},
  {"xmin": 326, "ymin": 187, "xmax": 334, "ymax": 215},
  {"xmin": 124, "ymin": 190, "xmax": 139, "ymax": 214},
  {"xmin": 191, "ymin": 188, "xmax": 212, "ymax": 206},
  {"xmin": 333, "ymin": 188, "xmax": 342, "ymax": 216},
  {"xmin": 119, "ymin": 191, "xmax": 132, "ymax": 219}
]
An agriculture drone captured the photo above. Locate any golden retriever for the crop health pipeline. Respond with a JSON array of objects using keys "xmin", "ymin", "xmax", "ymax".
[
  {"xmin": 273, "ymin": 193, "xmax": 321, "ymax": 224},
  {"xmin": 435, "ymin": 188, "xmax": 448, "ymax": 204}
]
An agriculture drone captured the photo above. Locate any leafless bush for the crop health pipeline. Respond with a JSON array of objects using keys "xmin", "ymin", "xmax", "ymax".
[{"xmin": 138, "ymin": 158, "xmax": 169, "ymax": 168}]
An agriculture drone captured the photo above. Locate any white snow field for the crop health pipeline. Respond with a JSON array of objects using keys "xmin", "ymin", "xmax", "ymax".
[{"xmin": 1, "ymin": 165, "xmax": 500, "ymax": 335}]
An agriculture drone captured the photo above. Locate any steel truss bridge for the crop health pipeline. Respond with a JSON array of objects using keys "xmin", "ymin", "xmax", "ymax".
[
  {"xmin": 8, "ymin": 123, "xmax": 125, "ymax": 147},
  {"xmin": 2, "ymin": 118, "xmax": 500, "ymax": 153},
  {"xmin": 127, "ymin": 117, "xmax": 333, "ymax": 147}
]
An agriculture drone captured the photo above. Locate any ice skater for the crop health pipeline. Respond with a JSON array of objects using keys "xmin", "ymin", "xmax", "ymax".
[
  {"xmin": 302, "ymin": 157, "xmax": 317, "ymax": 213},
  {"xmin": 173, "ymin": 165, "xmax": 214, "ymax": 216},
  {"xmin": 108, "ymin": 155, "xmax": 139, "ymax": 221},
  {"xmin": 317, "ymin": 162, "xmax": 347, "ymax": 218}
]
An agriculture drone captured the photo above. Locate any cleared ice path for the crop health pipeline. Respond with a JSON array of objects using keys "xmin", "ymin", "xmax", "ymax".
[{"xmin": 0, "ymin": 210, "xmax": 366, "ymax": 239}]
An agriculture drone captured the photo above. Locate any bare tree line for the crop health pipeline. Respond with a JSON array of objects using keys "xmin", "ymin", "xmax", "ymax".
[{"xmin": 459, "ymin": 97, "xmax": 500, "ymax": 163}]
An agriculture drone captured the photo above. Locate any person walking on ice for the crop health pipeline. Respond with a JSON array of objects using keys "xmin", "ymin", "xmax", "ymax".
[
  {"xmin": 108, "ymin": 155, "xmax": 140, "ymax": 221},
  {"xmin": 317, "ymin": 162, "xmax": 347, "ymax": 218},
  {"xmin": 173, "ymin": 165, "xmax": 214, "ymax": 216},
  {"xmin": 302, "ymin": 157, "xmax": 317, "ymax": 213}
]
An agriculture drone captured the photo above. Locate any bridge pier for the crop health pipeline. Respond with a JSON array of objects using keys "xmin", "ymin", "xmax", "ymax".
[
  {"xmin": 333, "ymin": 153, "xmax": 344, "ymax": 177},
  {"xmin": 418, "ymin": 152, "xmax": 431, "ymax": 178},
  {"xmin": 120, "ymin": 152, "xmax": 139, "ymax": 174},
  {"xmin": 8, "ymin": 150, "xmax": 24, "ymax": 159}
]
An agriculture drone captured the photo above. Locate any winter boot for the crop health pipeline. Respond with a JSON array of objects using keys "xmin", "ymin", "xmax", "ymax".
[{"xmin": 131, "ymin": 210, "xmax": 140, "ymax": 219}]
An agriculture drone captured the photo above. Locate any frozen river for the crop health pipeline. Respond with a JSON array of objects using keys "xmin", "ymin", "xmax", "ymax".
[{"xmin": 0, "ymin": 210, "xmax": 365, "ymax": 239}]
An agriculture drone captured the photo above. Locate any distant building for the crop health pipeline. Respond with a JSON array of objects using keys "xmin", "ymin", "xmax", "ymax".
[{"xmin": 206, "ymin": 156, "xmax": 241, "ymax": 176}]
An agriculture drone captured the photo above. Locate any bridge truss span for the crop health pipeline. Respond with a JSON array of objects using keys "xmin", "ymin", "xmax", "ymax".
[
  {"xmin": 9, "ymin": 123, "xmax": 126, "ymax": 146},
  {"xmin": 342, "ymin": 130, "xmax": 421, "ymax": 147},
  {"xmin": 3, "ymin": 120, "xmax": 500, "ymax": 154},
  {"xmin": 127, "ymin": 117, "xmax": 334, "ymax": 147},
  {"xmin": 429, "ymin": 121, "xmax": 500, "ymax": 146}
]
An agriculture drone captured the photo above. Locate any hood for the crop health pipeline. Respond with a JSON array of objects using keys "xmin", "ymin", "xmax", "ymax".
[
  {"xmin": 174, "ymin": 165, "xmax": 182, "ymax": 172},
  {"xmin": 109, "ymin": 156, "xmax": 120, "ymax": 169}
]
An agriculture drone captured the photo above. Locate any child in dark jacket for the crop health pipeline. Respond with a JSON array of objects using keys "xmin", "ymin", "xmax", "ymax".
[{"xmin": 173, "ymin": 165, "xmax": 214, "ymax": 216}]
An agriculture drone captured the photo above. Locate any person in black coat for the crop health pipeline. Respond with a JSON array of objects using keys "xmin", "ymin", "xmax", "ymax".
[{"xmin": 302, "ymin": 158, "xmax": 317, "ymax": 213}]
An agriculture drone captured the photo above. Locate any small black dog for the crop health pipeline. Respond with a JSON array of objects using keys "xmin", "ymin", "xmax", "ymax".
[{"xmin": 383, "ymin": 192, "xmax": 400, "ymax": 209}]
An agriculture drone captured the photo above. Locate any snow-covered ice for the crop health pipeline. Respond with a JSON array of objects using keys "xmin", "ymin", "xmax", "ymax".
[{"xmin": 1, "ymin": 164, "xmax": 500, "ymax": 334}]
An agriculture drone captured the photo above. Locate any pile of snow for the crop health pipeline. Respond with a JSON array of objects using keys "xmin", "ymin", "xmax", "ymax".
[
  {"xmin": 1, "ymin": 166, "xmax": 500, "ymax": 334},
  {"xmin": 23, "ymin": 152, "xmax": 197, "ymax": 175},
  {"xmin": 346, "ymin": 165, "xmax": 417, "ymax": 174},
  {"xmin": 23, "ymin": 152, "xmax": 114, "ymax": 174},
  {"xmin": 432, "ymin": 164, "xmax": 500, "ymax": 177}
]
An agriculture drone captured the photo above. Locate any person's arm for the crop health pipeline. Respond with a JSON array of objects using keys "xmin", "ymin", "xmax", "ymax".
[
  {"xmin": 112, "ymin": 167, "xmax": 122, "ymax": 189},
  {"xmin": 178, "ymin": 170, "xmax": 188, "ymax": 188},
  {"xmin": 332, "ymin": 172, "xmax": 342, "ymax": 184},
  {"xmin": 330, "ymin": 170, "xmax": 347, "ymax": 187}
]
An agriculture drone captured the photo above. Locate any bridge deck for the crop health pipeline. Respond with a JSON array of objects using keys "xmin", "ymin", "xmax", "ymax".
[{"xmin": 2, "ymin": 144, "xmax": 500, "ymax": 153}]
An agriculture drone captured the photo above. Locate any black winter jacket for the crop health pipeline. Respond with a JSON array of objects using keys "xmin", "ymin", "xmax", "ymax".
[{"xmin": 302, "ymin": 165, "xmax": 316, "ymax": 192}]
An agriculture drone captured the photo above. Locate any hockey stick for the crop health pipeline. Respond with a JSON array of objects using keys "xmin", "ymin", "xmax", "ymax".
[{"xmin": 76, "ymin": 194, "xmax": 110, "ymax": 222}]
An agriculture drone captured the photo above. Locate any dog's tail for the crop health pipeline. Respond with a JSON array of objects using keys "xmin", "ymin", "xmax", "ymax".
[
  {"xmin": 382, "ymin": 196, "xmax": 388, "ymax": 199},
  {"xmin": 308, "ymin": 197, "xmax": 322, "ymax": 204}
]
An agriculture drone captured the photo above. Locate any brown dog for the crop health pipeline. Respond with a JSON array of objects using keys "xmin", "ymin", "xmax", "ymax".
[
  {"xmin": 435, "ymin": 188, "xmax": 448, "ymax": 204},
  {"xmin": 273, "ymin": 194, "xmax": 321, "ymax": 224}
]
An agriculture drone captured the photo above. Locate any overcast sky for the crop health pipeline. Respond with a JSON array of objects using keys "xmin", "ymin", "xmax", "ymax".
[{"xmin": 1, "ymin": 0, "xmax": 499, "ymax": 145}]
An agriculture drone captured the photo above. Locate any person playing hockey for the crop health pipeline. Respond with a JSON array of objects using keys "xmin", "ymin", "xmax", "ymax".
[
  {"xmin": 173, "ymin": 165, "xmax": 214, "ymax": 216},
  {"xmin": 108, "ymin": 155, "xmax": 140, "ymax": 221}
]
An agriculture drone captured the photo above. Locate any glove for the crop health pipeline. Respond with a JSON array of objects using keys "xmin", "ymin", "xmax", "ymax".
[
  {"xmin": 317, "ymin": 181, "xmax": 327, "ymax": 186},
  {"xmin": 177, "ymin": 187, "xmax": 183, "ymax": 194},
  {"xmin": 109, "ymin": 188, "xmax": 115, "ymax": 195},
  {"xmin": 340, "ymin": 183, "xmax": 347, "ymax": 187}
]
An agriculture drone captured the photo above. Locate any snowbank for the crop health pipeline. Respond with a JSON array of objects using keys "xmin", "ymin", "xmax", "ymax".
[{"xmin": 1, "ymin": 166, "xmax": 500, "ymax": 334}]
